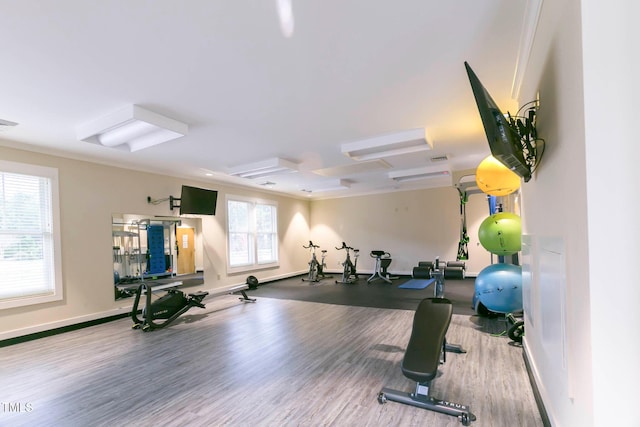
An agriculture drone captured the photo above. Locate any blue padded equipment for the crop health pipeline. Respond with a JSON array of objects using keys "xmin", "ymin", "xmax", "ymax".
[{"xmin": 378, "ymin": 298, "xmax": 476, "ymax": 425}]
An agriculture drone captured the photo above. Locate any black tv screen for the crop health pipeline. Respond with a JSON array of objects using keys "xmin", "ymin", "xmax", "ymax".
[
  {"xmin": 464, "ymin": 62, "xmax": 531, "ymax": 182},
  {"xmin": 179, "ymin": 185, "xmax": 218, "ymax": 215}
]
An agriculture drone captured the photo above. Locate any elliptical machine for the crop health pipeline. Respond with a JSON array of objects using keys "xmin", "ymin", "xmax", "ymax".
[
  {"xmin": 335, "ymin": 242, "xmax": 359, "ymax": 284},
  {"xmin": 131, "ymin": 282, "xmax": 208, "ymax": 332}
]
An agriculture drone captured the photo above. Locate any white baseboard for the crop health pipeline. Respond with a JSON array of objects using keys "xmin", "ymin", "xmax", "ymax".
[{"xmin": 0, "ymin": 307, "xmax": 131, "ymax": 342}]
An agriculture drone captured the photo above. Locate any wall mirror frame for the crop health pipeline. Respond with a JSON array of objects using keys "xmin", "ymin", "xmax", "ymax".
[{"xmin": 112, "ymin": 214, "xmax": 203, "ymax": 300}]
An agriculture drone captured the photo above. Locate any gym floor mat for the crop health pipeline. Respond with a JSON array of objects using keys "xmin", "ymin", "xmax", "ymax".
[
  {"xmin": 247, "ymin": 275, "xmax": 476, "ymax": 315},
  {"xmin": 398, "ymin": 278, "xmax": 435, "ymax": 290}
]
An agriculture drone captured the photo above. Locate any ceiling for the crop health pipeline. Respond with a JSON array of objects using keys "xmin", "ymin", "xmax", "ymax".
[{"xmin": 0, "ymin": 1, "xmax": 533, "ymax": 200}]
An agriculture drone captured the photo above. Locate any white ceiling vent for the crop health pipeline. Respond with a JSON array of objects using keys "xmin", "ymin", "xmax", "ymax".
[{"xmin": 430, "ymin": 155, "xmax": 449, "ymax": 162}]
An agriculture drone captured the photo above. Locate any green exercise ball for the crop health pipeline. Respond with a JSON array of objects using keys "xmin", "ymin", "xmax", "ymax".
[{"xmin": 478, "ymin": 212, "xmax": 521, "ymax": 255}]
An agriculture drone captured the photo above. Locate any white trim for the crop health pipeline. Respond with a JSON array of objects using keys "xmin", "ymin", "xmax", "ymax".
[
  {"xmin": 0, "ymin": 160, "xmax": 63, "ymax": 309},
  {"xmin": 511, "ymin": 0, "xmax": 543, "ymax": 100},
  {"xmin": 225, "ymin": 194, "xmax": 279, "ymax": 274},
  {"xmin": 0, "ymin": 307, "xmax": 130, "ymax": 341}
]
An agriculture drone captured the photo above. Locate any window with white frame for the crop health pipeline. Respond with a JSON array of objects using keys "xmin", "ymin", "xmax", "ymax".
[
  {"xmin": 0, "ymin": 160, "xmax": 63, "ymax": 309},
  {"xmin": 227, "ymin": 196, "xmax": 278, "ymax": 272}
]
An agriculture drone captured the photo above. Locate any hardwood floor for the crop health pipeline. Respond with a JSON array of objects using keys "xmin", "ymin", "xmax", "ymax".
[{"xmin": 1, "ymin": 295, "xmax": 543, "ymax": 426}]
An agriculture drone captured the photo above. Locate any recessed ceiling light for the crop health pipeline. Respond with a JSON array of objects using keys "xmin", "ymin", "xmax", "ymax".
[
  {"xmin": 227, "ymin": 157, "xmax": 298, "ymax": 179},
  {"xmin": 388, "ymin": 166, "xmax": 451, "ymax": 183},
  {"xmin": 341, "ymin": 128, "xmax": 432, "ymax": 161},
  {"xmin": 77, "ymin": 105, "xmax": 187, "ymax": 152}
]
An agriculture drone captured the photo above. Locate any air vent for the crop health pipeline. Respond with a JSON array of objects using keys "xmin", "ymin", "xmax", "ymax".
[{"xmin": 430, "ymin": 155, "xmax": 449, "ymax": 162}]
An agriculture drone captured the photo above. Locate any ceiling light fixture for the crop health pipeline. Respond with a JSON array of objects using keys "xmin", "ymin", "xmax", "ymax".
[
  {"xmin": 388, "ymin": 166, "xmax": 451, "ymax": 183},
  {"xmin": 228, "ymin": 157, "xmax": 298, "ymax": 179},
  {"xmin": 77, "ymin": 105, "xmax": 188, "ymax": 152},
  {"xmin": 313, "ymin": 159, "xmax": 391, "ymax": 177},
  {"xmin": 341, "ymin": 128, "xmax": 432, "ymax": 161},
  {"xmin": 302, "ymin": 179, "xmax": 351, "ymax": 193}
]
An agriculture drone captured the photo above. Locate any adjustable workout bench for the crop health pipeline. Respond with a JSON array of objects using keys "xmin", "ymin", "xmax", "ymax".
[{"xmin": 378, "ymin": 297, "xmax": 476, "ymax": 425}]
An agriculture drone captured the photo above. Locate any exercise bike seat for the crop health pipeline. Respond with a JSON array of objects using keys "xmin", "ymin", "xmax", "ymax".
[
  {"xmin": 401, "ymin": 297, "xmax": 453, "ymax": 383},
  {"xmin": 189, "ymin": 291, "xmax": 208, "ymax": 298},
  {"xmin": 370, "ymin": 250, "xmax": 388, "ymax": 257},
  {"xmin": 188, "ymin": 291, "xmax": 209, "ymax": 309}
]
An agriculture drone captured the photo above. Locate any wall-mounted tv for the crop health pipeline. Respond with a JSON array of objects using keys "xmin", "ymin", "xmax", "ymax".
[
  {"xmin": 176, "ymin": 185, "xmax": 218, "ymax": 215},
  {"xmin": 464, "ymin": 61, "xmax": 532, "ymax": 182}
]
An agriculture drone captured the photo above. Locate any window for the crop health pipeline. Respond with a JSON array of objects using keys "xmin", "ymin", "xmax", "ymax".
[
  {"xmin": 227, "ymin": 196, "xmax": 278, "ymax": 272},
  {"xmin": 0, "ymin": 160, "xmax": 62, "ymax": 309}
]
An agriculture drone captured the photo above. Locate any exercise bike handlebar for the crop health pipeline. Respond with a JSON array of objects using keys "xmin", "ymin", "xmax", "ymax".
[
  {"xmin": 335, "ymin": 242, "xmax": 358, "ymax": 252},
  {"xmin": 303, "ymin": 241, "xmax": 320, "ymax": 249}
]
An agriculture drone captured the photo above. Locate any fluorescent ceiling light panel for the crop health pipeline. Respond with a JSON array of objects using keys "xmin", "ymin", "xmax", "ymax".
[
  {"xmin": 77, "ymin": 105, "xmax": 188, "ymax": 152},
  {"xmin": 313, "ymin": 159, "xmax": 391, "ymax": 177},
  {"xmin": 303, "ymin": 179, "xmax": 351, "ymax": 193},
  {"xmin": 388, "ymin": 166, "xmax": 451, "ymax": 183},
  {"xmin": 341, "ymin": 128, "xmax": 432, "ymax": 161},
  {"xmin": 228, "ymin": 157, "xmax": 298, "ymax": 179}
]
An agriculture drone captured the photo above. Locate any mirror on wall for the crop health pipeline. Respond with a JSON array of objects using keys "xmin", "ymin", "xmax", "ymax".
[{"xmin": 112, "ymin": 214, "xmax": 204, "ymax": 299}]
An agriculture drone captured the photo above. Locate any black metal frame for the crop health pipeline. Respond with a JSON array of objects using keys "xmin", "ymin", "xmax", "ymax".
[
  {"xmin": 131, "ymin": 282, "xmax": 208, "ymax": 332},
  {"xmin": 379, "ymin": 382, "xmax": 476, "ymax": 426}
]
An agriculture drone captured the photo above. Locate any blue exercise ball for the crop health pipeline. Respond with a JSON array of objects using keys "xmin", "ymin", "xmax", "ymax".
[{"xmin": 474, "ymin": 263, "xmax": 522, "ymax": 314}]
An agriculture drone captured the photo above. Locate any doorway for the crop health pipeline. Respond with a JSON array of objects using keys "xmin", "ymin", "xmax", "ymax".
[{"xmin": 176, "ymin": 226, "xmax": 196, "ymax": 275}]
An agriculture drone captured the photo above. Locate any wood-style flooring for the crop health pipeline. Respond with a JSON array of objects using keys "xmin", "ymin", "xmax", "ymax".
[{"xmin": 0, "ymin": 294, "xmax": 543, "ymax": 426}]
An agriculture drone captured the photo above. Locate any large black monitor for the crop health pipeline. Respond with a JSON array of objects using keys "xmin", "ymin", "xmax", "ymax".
[
  {"xmin": 177, "ymin": 185, "xmax": 218, "ymax": 215},
  {"xmin": 464, "ymin": 61, "xmax": 532, "ymax": 182}
]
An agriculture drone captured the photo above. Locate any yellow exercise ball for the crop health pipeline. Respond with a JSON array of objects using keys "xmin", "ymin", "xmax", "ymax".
[{"xmin": 475, "ymin": 156, "xmax": 521, "ymax": 196}]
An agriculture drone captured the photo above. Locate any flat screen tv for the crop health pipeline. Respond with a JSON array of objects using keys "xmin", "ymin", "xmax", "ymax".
[
  {"xmin": 177, "ymin": 185, "xmax": 218, "ymax": 215},
  {"xmin": 464, "ymin": 61, "xmax": 532, "ymax": 182}
]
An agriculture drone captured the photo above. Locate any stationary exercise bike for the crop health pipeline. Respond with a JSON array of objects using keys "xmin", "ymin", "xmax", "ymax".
[
  {"xmin": 302, "ymin": 241, "xmax": 329, "ymax": 282},
  {"xmin": 131, "ymin": 282, "xmax": 209, "ymax": 332},
  {"xmin": 335, "ymin": 241, "xmax": 359, "ymax": 284}
]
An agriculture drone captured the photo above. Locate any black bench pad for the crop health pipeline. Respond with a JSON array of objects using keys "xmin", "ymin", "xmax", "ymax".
[{"xmin": 401, "ymin": 298, "xmax": 453, "ymax": 383}]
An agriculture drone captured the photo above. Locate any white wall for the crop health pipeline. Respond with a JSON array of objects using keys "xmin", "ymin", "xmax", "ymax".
[
  {"xmin": 581, "ymin": 1, "xmax": 640, "ymax": 425},
  {"xmin": 518, "ymin": 0, "xmax": 594, "ymax": 424},
  {"xmin": 310, "ymin": 186, "xmax": 491, "ymax": 276},
  {"xmin": 519, "ymin": 0, "xmax": 640, "ymax": 425},
  {"xmin": 0, "ymin": 145, "xmax": 311, "ymax": 340}
]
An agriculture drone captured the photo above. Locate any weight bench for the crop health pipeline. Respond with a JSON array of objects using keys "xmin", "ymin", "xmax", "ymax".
[{"xmin": 378, "ymin": 297, "xmax": 476, "ymax": 425}]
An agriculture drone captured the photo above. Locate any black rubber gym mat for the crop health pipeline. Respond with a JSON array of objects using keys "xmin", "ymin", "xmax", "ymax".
[{"xmin": 246, "ymin": 275, "xmax": 476, "ymax": 315}]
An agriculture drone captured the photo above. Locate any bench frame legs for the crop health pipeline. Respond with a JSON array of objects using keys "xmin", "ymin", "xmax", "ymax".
[{"xmin": 378, "ymin": 382, "xmax": 476, "ymax": 426}]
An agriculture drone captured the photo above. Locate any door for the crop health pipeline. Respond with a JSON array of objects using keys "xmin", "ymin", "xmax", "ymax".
[{"xmin": 176, "ymin": 227, "xmax": 196, "ymax": 274}]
